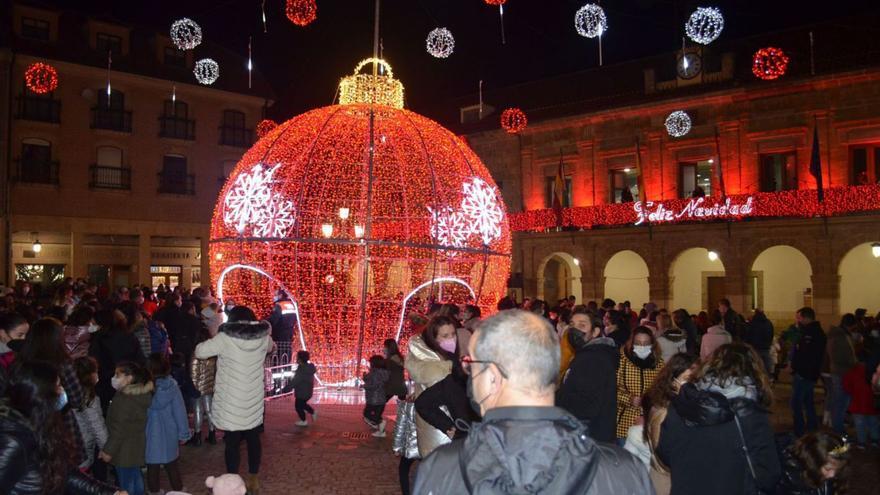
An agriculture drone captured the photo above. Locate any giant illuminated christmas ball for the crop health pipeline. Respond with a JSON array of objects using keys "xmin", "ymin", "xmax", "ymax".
[{"xmin": 210, "ymin": 58, "xmax": 511, "ymax": 384}]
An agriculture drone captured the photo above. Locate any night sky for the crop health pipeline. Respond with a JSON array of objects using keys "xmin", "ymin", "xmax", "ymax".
[{"xmin": 40, "ymin": 0, "xmax": 879, "ymax": 120}]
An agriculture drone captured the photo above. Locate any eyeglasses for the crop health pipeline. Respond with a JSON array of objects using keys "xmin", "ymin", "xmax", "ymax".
[{"xmin": 460, "ymin": 355, "xmax": 508, "ymax": 378}]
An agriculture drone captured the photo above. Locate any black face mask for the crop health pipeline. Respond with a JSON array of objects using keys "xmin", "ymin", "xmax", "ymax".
[
  {"xmin": 567, "ymin": 328, "xmax": 588, "ymax": 349},
  {"xmin": 466, "ymin": 367, "xmax": 490, "ymax": 418}
]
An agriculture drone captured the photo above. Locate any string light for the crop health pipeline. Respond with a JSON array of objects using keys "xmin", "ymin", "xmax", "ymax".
[
  {"xmin": 285, "ymin": 0, "xmax": 317, "ymax": 27},
  {"xmin": 24, "ymin": 62, "xmax": 58, "ymax": 94},
  {"xmin": 500, "ymin": 108, "xmax": 528, "ymax": 134},
  {"xmin": 752, "ymin": 47, "xmax": 790, "ymax": 80},
  {"xmin": 426, "ymin": 28, "xmax": 455, "ymax": 59},
  {"xmin": 665, "ymin": 110, "xmax": 692, "ymax": 137},
  {"xmin": 256, "ymin": 119, "xmax": 278, "ymax": 138},
  {"xmin": 338, "ymin": 58, "xmax": 404, "ymax": 109},
  {"xmin": 484, "ymin": 0, "xmax": 506, "ymax": 4},
  {"xmin": 193, "ymin": 58, "xmax": 219, "ymax": 85},
  {"xmin": 170, "ymin": 18, "xmax": 202, "ymax": 50},
  {"xmin": 685, "ymin": 7, "xmax": 724, "ymax": 45},
  {"xmin": 575, "ymin": 3, "xmax": 608, "ymax": 38}
]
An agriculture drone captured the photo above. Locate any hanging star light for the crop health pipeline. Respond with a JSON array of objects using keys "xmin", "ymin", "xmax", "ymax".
[
  {"xmin": 193, "ymin": 58, "xmax": 219, "ymax": 85},
  {"xmin": 24, "ymin": 62, "xmax": 58, "ymax": 94},
  {"xmin": 685, "ymin": 7, "xmax": 724, "ymax": 45},
  {"xmin": 575, "ymin": 3, "xmax": 608, "ymax": 38},
  {"xmin": 460, "ymin": 177, "xmax": 504, "ymax": 245},
  {"xmin": 665, "ymin": 110, "xmax": 692, "ymax": 137},
  {"xmin": 426, "ymin": 28, "xmax": 455, "ymax": 59},
  {"xmin": 223, "ymin": 163, "xmax": 295, "ymax": 237},
  {"xmin": 256, "ymin": 119, "xmax": 278, "ymax": 138},
  {"xmin": 286, "ymin": 0, "xmax": 317, "ymax": 27},
  {"xmin": 752, "ymin": 47, "xmax": 790, "ymax": 80},
  {"xmin": 500, "ymin": 107, "xmax": 528, "ymax": 134},
  {"xmin": 170, "ymin": 18, "xmax": 202, "ymax": 50}
]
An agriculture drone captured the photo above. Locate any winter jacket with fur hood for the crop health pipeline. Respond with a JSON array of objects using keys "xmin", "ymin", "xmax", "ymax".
[
  {"xmin": 104, "ymin": 381, "xmax": 154, "ymax": 468},
  {"xmin": 194, "ymin": 319, "xmax": 273, "ymax": 431}
]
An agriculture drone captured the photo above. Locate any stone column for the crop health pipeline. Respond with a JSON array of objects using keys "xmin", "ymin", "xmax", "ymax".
[
  {"xmin": 70, "ymin": 231, "xmax": 86, "ymax": 279},
  {"xmin": 811, "ymin": 270, "xmax": 840, "ymax": 327},
  {"xmin": 722, "ymin": 250, "xmax": 750, "ymax": 314},
  {"xmin": 137, "ymin": 234, "xmax": 151, "ymax": 287},
  {"xmin": 575, "ymin": 139, "xmax": 596, "ymax": 206}
]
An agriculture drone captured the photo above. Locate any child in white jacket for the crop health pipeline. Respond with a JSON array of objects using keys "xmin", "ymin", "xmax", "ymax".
[{"xmin": 73, "ymin": 356, "xmax": 109, "ymax": 470}]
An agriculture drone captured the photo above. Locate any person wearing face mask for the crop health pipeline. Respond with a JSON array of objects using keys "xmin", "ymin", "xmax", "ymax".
[
  {"xmin": 0, "ymin": 312, "xmax": 29, "ymax": 370},
  {"xmin": 412, "ymin": 310, "xmax": 653, "ymax": 495},
  {"xmin": 556, "ymin": 306, "xmax": 619, "ymax": 443},
  {"xmin": 404, "ymin": 315, "xmax": 459, "ymax": 459},
  {"xmin": 64, "ymin": 306, "xmax": 98, "ymax": 360},
  {"xmin": 89, "ymin": 309, "xmax": 146, "ymax": 415},
  {"xmin": 615, "ymin": 326, "xmax": 665, "ymax": 444},
  {"xmin": 414, "ymin": 343, "xmax": 479, "ymax": 444}
]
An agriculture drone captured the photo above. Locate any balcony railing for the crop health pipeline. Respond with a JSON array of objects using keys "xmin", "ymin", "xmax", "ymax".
[
  {"xmin": 90, "ymin": 165, "xmax": 131, "ymax": 190},
  {"xmin": 159, "ymin": 116, "xmax": 196, "ymax": 140},
  {"xmin": 15, "ymin": 95, "xmax": 61, "ymax": 123},
  {"xmin": 219, "ymin": 126, "xmax": 253, "ymax": 148},
  {"xmin": 158, "ymin": 171, "xmax": 195, "ymax": 195},
  {"xmin": 15, "ymin": 159, "xmax": 59, "ymax": 185},
  {"xmin": 91, "ymin": 107, "xmax": 132, "ymax": 132}
]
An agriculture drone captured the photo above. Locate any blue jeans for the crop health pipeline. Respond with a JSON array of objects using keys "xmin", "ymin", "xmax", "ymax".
[
  {"xmin": 828, "ymin": 375, "xmax": 851, "ymax": 435},
  {"xmin": 115, "ymin": 466, "xmax": 144, "ymax": 495},
  {"xmin": 791, "ymin": 374, "xmax": 818, "ymax": 436},
  {"xmin": 852, "ymin": 414, "xmax": 880, "ymax": 445}
]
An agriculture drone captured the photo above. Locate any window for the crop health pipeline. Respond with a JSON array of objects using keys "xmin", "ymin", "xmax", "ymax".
[
  {"xmin": 164, "ymin": 47, "xmax": 186, "ymax": 68},
  {"xmin": 159, "ymin": 100, "xmax": 195, "ymax": 140},
  {"xmin": 21, "ymin": 17, "xmax": 50, "ymax": 41},
  {"xmin": 159, "ymin": 154, "xmax": 195, "ymax": 195},
  {"xmin": 680, "ymin": 160, "xmax": 714, "ymax": 198},
  {"xmin": 15, "ymin": 264, "xmax": 65, "ymax": 284},
  {"xmin": 849, "ymin": 146, "xmax": 880, "ymax": 185},
  {"xmin": 759, "ymin": 152, "xmax": 797, "ymax": 192},
  {"xmin": 221, "ymin": 160, "xmax": 237, "ymax": 182},
  {"xmin": 609, "ymin": 168, "xmax": 638, "ymax": 203},
  {"xmin": 16, "ymin": 84, "xmax": 60, "ymax": 123},
  {"xmin": 92, "ymin": 90, "xmax": 131, "ymax": 132},
  {"xmin": 219, "ymin": 110, "xmax": 252, "ymax": 147},
  {"xmin": 545, "ymin": 176, "xmax": 572, "ymax": 208},
  {"xmin": 18, "ymin": 138, "xmax": 57, "ymax": 184},
  {"xmin": 96, "ymin": 33, "xmax": 122, "ymax": 57},
  {"xmin": 91, "ymin": 146, "xmax": 129, "ymax": 190}
]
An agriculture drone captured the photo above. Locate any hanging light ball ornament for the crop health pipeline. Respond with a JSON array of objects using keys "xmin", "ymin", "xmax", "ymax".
[
  {"xmin": 574, "ymin": 3, "xmax": 608, "ymax": 38},
  {"xmin": 484, "ymin": 0, "xmax": 506, "ymax": 5},
  {"xmin": 500, "ymin": 108, "xmax": 528, "ymax": 134},
  {"xmin": 665, "ymin": 110, "xmax": 692, "ymax": 137},
  {"xmin": 170, "ymin": 18, "xmax": 202, "ymax": 50},
  {"xmin": 426, "ymin": 28, "xmax": 455, "ymax": 59},
  {"xmin": 24, "ymin": 62, "xmax": 58, "ymax": 94},
  {"xmin": 685, "ymin": 7, "xmax": 724, "ymax": 45},
  {"xmin": 752, "ymin": 47, "xmax": 790, "ymax": 81},
  {"xmin": 256, "ymin": 119, "xmax": 278, "ymax": 138},
  {"xmin": 193, "ymin": 58, "xmax": 219, "ymax": 85},
  {"xmin": 285, "ymin": 0, "xmax": 317, "ymax": 27},
  {"xmin": 211, "ymin": 58, "xmax": 510, "ymax": 385}
]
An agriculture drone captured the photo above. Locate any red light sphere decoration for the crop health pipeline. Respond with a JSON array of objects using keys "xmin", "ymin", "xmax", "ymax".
[
  {"xmin": 256, "ymin": 119, "xmax": 278, "ymax": 138},
  {"xmin": 211, "ymin": 59, "xmax": 511, "ymax": 385},
  {"xmin": 500, "ymin": 107, "xmax": 528, "ymax": 134},
  {"xmin": 24, "ymin": 62, "xmax": 58, "ymax": 94},
  {"xmin": 285, "ymin": 0, "xmax": 317, "ymax": 27},
  {"xmin": 752, "ymin": 47, "xmax": 789, "ymax": 81},
  {"xmin": 485, "ymin": 0, "xmax": 507, "ymax": 5}
]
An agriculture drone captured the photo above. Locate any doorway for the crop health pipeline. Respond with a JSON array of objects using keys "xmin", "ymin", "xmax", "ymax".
[{"xmin": 706, "ymin": 276, "xmax": 725, "ymax": 313}]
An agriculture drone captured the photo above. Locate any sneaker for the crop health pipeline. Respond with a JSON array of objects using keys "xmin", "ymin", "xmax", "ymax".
[
  {"xmin": 363, "ymin": 416, "xmax": 376, "ymax": 429},
  {"xmin": 371, "ymin": 430, "xmax": 386, "ymax": 438},
  {"xmin": 295, "ymin": 420, "xmax": 309, "ymax": 427},
  {"xmin": 311, "ymin": 410, "xmax": 318, "ymax": 423}
]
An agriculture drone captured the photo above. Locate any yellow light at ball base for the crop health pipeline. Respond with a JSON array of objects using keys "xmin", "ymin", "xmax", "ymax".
[{"xmin": 338, "ymin": 58, "xmax": 404, "ymax": 109}]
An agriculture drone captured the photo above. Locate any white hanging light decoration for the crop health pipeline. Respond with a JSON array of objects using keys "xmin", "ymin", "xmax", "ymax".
[
  {"xmin": 193, "ymin": 58, "xmax": 219, "ymax": 85},
  {"xmin": 685, "ymin": 7, "xmax": 724, "ymax": 45},
  {"xmin": 170, "ymin": 18, "xmax": 203, "ymax": 51},
  {"xmin": 426, "ymin": 28, "xmax": 455, "ymax": 59},
  {"xmin": 665, "ymin": 110, "xmax": 693, "ymax": 138},
  {"xmin": 575, "ymin": 3, "xmax": 608, "ymax": 39}
]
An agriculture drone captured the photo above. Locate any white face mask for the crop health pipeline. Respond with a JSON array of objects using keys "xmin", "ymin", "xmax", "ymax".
[
  {"xmin": 110, "ymin": 376, "xmax": 124, "ymax": 391},
  {"xmin": 633, "ymin": 345, "xmax": 652, "ymax": 359},
  {"xmin": 87, "ymin": 323, "xmax": 100, "ymax": 334}
]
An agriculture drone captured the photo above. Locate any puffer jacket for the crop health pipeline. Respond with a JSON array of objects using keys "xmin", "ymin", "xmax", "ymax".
[
  {"xmin": 145, "ymin": 376, "xmax": 191, "ymax": 464},
  {"xmin": 392, "ymin": 400, "xmax": 420, "ymax": 459},
  {"xmin": 412, "ymin": 406, "xmax": 654, "ymax": 495},
  {"xmin": 0, "ymin": 401, "xmax": 119, "ymax": 495},
  {"xmin": 63, "ymin": 325, "xmax": 92, "ymax": 359},
  {"xmin": 73, "ymin": 396, "xmax": 108, "ymax": 469},
  {"xmin": 291, "ymin": 361, "xmax": 316, "ymax": 401},
  {"xmin": 774, "ymin": 433, "xmax": 841, "ymax": 495},
  {"xmin": 194, "ymin": 319, "xmax": 273, "ymax": 431},
  {"xmin": 405, "ymin": 335, "xmax": 453, "ymax": 458},
  {"xmin": 190, "ymin": 355, "xmax": 217, "ymax": 396},
  {"xmin": 104, "ymin": 381, "xmax": 154, "ymax": 468},
  {"xmin": 364, "ymin": 368, "xmax": 390, "ymax": 406}
]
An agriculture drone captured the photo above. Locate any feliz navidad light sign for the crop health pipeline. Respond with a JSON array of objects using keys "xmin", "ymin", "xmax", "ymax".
[{"xmin": 634, "ymin": 196, "xmax": 754, "ymax": 225}]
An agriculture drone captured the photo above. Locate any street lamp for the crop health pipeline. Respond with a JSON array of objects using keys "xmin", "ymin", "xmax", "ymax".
[
  {"xmin": 707, "ymin": 250, "xmax": 719, "ymax": 261},
  {"xmin": 32, "ymin": 239, "xmax": 42, "ymax": 253},
  {"xmin": 573, "ymin": 258, "xmax": 580, "ymax": 266},
  {"xmin": 872, "ymin": 242, "xmax": 880, "ymax": 258}
]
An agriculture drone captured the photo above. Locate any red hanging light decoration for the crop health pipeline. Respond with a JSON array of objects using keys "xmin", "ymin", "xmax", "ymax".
[
  {"xmin": 752, "ymin": 47, "xmax": 789, "ymax": 81},
  {"xmin": 500, "ymin": 107, "xmax": 528, "ymax": 134},
  {"xmin": 485, "ymin": 0, "xmax": 507, "ymax": 5},
  {"xmin": 24, "ymin": 62, "xmax": 59, "ymax": 94},
  {"xmin": 285, "ymin": 0, "xmax": 317, "ymax": 27},
  {"xmin": 256, "ymin": 119, "xmax": 278, "ymax": 138}
]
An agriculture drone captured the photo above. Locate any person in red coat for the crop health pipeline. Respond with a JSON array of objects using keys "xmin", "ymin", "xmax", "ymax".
[{"xmin": 842, "ymin": 362, "xmax": 879, "ymax": 449}]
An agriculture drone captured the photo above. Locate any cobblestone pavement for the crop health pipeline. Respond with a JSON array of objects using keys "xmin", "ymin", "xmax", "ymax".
[{"xmin": 172, "ymin": 381, "xmax": 879, "ymax": 495}]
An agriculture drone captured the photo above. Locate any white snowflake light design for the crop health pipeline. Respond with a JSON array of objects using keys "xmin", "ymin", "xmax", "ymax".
[
  {"xmin": 426, "ymin": 28, "xmax": 455, "ymax": 59},
  {"xmin": 428, "ymin": 206, "xmax": 470, "ymax": 251},
  {"xmin": 194, "ymin": 58, "xmax": 219, "ymax": 85},
  {"xmin": 685, "ymin": 7, "xmax": 724, "ymax": 45},
  {"xmin": 461, "ymin": 177, "xmax": 504, "ymax": 245},
  {"xmin": 223, "ymin": 163, "xmax": 295, "ymax": 237},
  {"xmin": 170, "ymin": 18, "xmax": 202, "ymax": 51},
  {"xmin": 665, "ymin": 110, "xmax": 692, "ymax": 138},
  {"xmin": 575, "ymin": 3, "xmax": 608, "ymax": 39}
]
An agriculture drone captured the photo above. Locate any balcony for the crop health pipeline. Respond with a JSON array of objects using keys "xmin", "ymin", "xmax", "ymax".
[
  {"xmin": 159, "ymin": 116, "xmax": 196, "ymax": 140},
  {"xmin": 158, "ymin": 171, "xmax": 195, "ymax": 195},
  {"xmin": 91, "ymin": 107, "xmax": 132, "ymax": 132},
  {"xmin": 15, "ymin": 159, "xmax": 59, "ymax": 185},
  {"xmin": 90, "ymin": 165, "xmax": 131, "ymax": 190},
  {"xmin": 219, "ymin": 126, "xmax": 253, "ymax": 148},
  {"xmin": 15, "ymin": 95, "xmax": 61, "ymax": 123}
]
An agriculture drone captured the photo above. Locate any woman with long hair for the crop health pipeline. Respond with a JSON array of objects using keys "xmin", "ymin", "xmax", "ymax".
[
  {"xmin": 657, "ymin": 343, "xmax": 781, "ymax": 494},
  {"xmin": 616, "ymin": 326, "xmax": 665, "ymax": 443},
  {"xmin": 0, "ymin": 361, "xmax": 123, "ymax": 494},
  {"xmin": 776, "ymin": 431, "xmax": 849, "ymax": 494}
]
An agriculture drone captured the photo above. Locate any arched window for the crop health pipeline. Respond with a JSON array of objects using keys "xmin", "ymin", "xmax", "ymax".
[{"xmin": 19, "ymin": 138, "xmax": 56, "ymax": 184}]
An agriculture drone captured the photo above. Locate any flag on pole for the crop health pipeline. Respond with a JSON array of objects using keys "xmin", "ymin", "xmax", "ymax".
[
  {"xmin": 553, "ymin": 150, "xmax": 565, "ymax": 227},
  {"xmin": 810, "ymin": 120, "xmax": 824, "ymax": 203},
  {"xmin": 634, "ymin": 137, "xmax": 647, "ymax": 204},
  {"xmin": 714, "ymin": 127, "xmax": 727, "ymax": 199}
]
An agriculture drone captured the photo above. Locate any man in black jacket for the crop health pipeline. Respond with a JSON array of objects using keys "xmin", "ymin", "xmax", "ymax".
[
  {"xmin": 413, "ymin": 310, "xmax": 652, "ymax": 495},
  {"xmin": 790, "ymin": 306, "xmax": 827, "ymax": 436},
  {"xmin": 744, "ymin": 309, "xmax": 774, "ymax": 375},
  {"xmin": 556, "ymin": 307, "xmax": 619, "ymax": 443}
]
